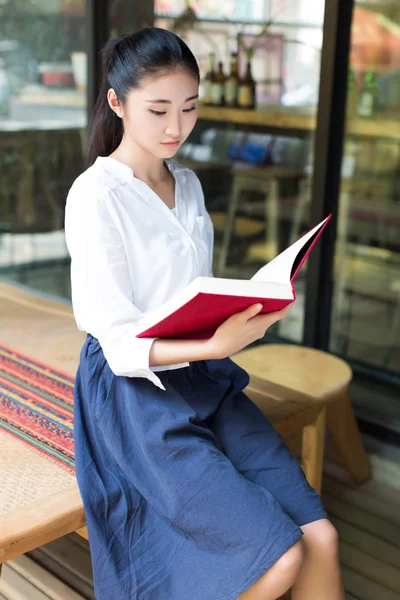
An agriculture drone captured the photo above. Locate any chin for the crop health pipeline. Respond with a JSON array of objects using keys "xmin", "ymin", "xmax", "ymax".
[{"xmin": 160, "ymin": 145, "xmax": 180, "ymax": 155}]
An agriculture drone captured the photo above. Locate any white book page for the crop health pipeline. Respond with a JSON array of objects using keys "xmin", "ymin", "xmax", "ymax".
[{"xmin": 251, "ymin": 217, "xmax": 330, "ymax": 284}]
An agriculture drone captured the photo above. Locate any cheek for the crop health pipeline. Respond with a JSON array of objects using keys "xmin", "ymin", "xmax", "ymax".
[
  {"xmin": 145, "ymin": 118, "xmax": 164, "ymax": 141},
  {"xmin": 126, "ymin": 113, "xmax": 163, "ymax": 142},
  {"xmin": 183, "ymin": 114, "xmax": 198, "ymax": 138}
]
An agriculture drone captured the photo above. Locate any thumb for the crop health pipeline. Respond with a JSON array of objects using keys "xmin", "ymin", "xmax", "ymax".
[{"xmin": 246, "ymin": 303, "xmax": 263, "ymax": 318}]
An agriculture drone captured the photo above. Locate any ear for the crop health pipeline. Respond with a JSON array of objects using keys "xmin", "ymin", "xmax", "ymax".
[{"xmin": 107, "ymin": 88, "xmax": 123, "ymax": 118}]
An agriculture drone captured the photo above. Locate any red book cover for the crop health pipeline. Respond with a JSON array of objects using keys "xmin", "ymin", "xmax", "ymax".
[{"xmin": 136, "ymin": 215, "xmax": 331, "ymax": 340}]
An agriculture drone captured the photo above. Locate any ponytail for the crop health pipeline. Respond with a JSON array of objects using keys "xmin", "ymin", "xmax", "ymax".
[
  {"xmin": 87, "ymin": 37, "xmax": 123, "ymax": 166},
  {"xmin": 87, "ymin": 28, "xmax": 200, "ymax": 167}
]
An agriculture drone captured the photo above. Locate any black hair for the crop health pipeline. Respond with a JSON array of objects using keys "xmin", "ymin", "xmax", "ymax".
[{"xmin": 87, "ymin": 27, "xmax": 200, "ymax": 166}]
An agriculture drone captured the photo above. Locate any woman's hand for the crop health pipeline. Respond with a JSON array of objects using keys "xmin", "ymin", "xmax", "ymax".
[{"xmin": 206, "ymin": 303, "xmax": 290, "ymax": 360}]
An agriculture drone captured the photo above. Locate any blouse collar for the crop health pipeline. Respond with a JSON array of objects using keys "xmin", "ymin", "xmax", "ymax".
[{"xmin": 94, "ymin": 156, "xmax": 183, "ymax": 185}]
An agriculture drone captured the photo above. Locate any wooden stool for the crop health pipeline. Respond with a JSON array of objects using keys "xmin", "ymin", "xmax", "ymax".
[
  {"xmin": 209, "ymin": 210, "xmax": 265, "ymax": 238},
  {"xmin": 232, "ymin": 344, "xmax": 371, "ymax": 484},
  {"xmin": 217, "ymin": 166, "xmax": 304, "ymax": 277},
  {"xmin": 243, "ymin": 378, "xmax": 328, "ymax": 495}
]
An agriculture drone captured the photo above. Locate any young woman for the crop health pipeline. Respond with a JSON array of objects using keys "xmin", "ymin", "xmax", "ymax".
[{"xmin": 65, "ymin": 27, "xmax": 344, "ymax": 600}]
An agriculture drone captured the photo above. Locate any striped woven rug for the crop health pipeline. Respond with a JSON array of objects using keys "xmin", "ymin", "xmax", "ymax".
[{"xmin": 0, "ymin": 344, "xmax": 75, "ymax": 474}]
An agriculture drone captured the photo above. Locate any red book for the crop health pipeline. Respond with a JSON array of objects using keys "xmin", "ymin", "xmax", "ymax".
[{"xmin": 136, "ymin": 215, "xmax": 332, "ymax": 340}]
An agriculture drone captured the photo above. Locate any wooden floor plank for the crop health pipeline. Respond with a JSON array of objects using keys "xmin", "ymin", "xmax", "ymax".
[
  {"xmin": 341, "ymin": 566, "xmax": 400, "ymax": 600},
  {"xmin": 323, "ymin": 475, "xmax": 400, "ymax": 526},
  {"xmin": 27, "ymin": 544, "xmax": 94, "ymax": 600},
  {"xmin": 0, "ymin": 566, "xmax": 51, "ymax": 600},
  {"xmin": 323, "ymin": 460, "xmax": 400, "ymax": 507},
  {"xmin": 330, "ymin": 516, "xmax": 400, "ymax": 569},
  {"xmin": 322, "ymin": 494, "xmax": 400, "ymax": 548},
  {"xmin": 0, "ymin": 556, "xmax": 84, "ymax": 600},
  {"xmin": 339, "ymin": 541, "xmax": 400, "ymax": 595},
  {"xmin": 28, "ymin": 536, "xmax": 93, "ymax": 586}
]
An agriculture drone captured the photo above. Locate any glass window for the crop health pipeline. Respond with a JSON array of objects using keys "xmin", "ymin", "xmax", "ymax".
[
  {"xmin": 155, "ymin": 0, "xmax": 326, "ymax": 343},
  {"xmin": 0, "ymin": 0, "xmax": 87, "ymax": 297},
  {"xmin": 331, "ymin": 1, "xmax": 400, "ymax": 430}
]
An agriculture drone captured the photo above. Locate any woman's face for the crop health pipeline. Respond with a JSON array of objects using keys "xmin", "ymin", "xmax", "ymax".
[{"xmin": 109, "ymin": 68, "xmax": 199, "ymax": 159}]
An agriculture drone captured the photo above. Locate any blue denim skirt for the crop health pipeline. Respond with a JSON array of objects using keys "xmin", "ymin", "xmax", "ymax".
[{"xmin": 73, "ymin": 333, "xmax": 329, "ymax": 600}]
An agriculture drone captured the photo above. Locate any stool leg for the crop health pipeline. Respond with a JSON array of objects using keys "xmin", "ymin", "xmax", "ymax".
[
  {"xmin": 217, "ymin": 177, "xmax": 241, "ymax": 277},
  {"xmin": 265, "ymin": 178, "xmax": 279, "ymax": 259},
  {"xmin": 289, "ymin": 178, "xmax": 309, "ymax": 245},
  {"xmin": 301, "ymin": 408, "xmax": 326, "ymax": 495},
  {"xmin": 75, "ymin": 526, "xmax": 89, "ymax": 540},
  {"xmin": 326, "ymin": 388, "xmax": 371, "ymax": 483}
]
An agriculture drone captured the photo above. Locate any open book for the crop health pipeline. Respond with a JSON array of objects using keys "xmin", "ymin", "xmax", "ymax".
[{"xmin": 136, "ymin": 214, "xmax": 332, "ymax": 340}]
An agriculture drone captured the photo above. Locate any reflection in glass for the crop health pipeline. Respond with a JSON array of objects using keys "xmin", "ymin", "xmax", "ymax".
[
  {"xmin": 331, "ymin": 2, "xmax": 400, "ymax": 378},
  {"xmin": 0, "ymin": 0, "xmax": 87, "ymax": 296},
  {"xmin": 330, "ymin": 1, "xmax": 400, "ymax": 435}
]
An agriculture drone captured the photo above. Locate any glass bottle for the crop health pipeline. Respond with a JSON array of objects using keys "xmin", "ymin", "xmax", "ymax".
[
  {"xmin": 238, "ymin": 60, "xmax": 256, "ymax": 109},
  {"xmin": 202, "ymin": 53, "xmax": 215, "ymax": 106},
  {"xmin": 211, "ymin": 61, "xmax": 226, "ymax": 106},
  {"xmin": 224, "ymin": 52, "xmax": 239, "ymax": 107},
  {"xmin": 357, "ymin": 69, "xmax": 378, "ymax": 118}
]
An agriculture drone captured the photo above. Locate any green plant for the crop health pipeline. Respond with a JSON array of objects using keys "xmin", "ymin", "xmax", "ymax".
[{"xmin": 236, "ymin": 19, "xmax": 274, "ymax": 61}]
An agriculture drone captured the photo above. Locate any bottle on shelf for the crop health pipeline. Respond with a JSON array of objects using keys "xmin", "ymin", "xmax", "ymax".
[
  {"xmin": 237, "ymin": 60, "xmax": 256, "ymax": 109},
  {"xmin": 357, "ymin": 69, "xmax": 378, "ymax": 118},
  {"xmin": 211, "ymin": 61, "xmax": 226, "ymax": 106},
  {"xmin": 202, "ymin": 53, "xmax": 215, "ymax": 106},
  {"xmin": 224, "ymin": 52, "xmax": 239, "ymax": 107}
]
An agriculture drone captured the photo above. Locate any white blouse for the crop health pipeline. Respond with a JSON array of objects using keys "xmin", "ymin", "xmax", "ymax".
[{"xmin": 64, "ymin": 156, "xmax": 214, "ymax": 391}]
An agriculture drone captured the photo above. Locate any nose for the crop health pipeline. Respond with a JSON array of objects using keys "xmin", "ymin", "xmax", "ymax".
[{"xmin": 164, "ymin": 113, "xmax": 182, "ymax": 139}]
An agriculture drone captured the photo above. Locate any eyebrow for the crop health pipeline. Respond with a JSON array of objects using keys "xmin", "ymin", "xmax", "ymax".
[{"xmin": 145, "ymin": 94, "xmax": 199, "ymax": 104}]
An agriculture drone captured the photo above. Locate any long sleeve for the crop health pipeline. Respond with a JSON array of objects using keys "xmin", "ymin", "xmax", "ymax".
[{"xmin": 65, "ymin": 183, "xmax": 166, "ymax": 391}]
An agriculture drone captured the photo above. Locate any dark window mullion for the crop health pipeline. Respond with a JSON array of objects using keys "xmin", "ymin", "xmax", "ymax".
[
  {"xmin": 86, "ymin": 0, "xmax": 110, "ymax": 127},
  {"xmin": 303, "ymin": 0, "xmax": 355, "ymax": 350}
]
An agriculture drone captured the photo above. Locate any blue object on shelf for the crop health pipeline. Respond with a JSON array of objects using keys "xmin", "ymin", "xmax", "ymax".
[{"xmin": 228, "ymin": 142, "xmax": 272, "ymax": 165}]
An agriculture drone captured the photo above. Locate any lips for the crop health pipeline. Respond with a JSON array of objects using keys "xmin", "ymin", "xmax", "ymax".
[{"xmin": 161, "ymin": 141, "xmax": 180, "ymax": 146}]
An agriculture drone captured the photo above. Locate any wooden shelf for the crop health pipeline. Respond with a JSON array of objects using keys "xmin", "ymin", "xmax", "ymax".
[
  {"xmin": 345, "ymin": 117, "xmax": 400, "ymax": 141},
  {"xmin": 198, "ymin": 105, "xmax": 316, "ymax": 132},
  {"xmin": 198, "ymin": 105, "xmax": 400, "ymax": 140}
]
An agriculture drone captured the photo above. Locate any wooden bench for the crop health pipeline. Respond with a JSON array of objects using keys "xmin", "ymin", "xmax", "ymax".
[
  {"xmin": 0, "ymin": 281, "xmax": 87, "ymax": 571},
  {"xmin": 0, "ymin": 281, "xmax": 335, "ymax": 597}
]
